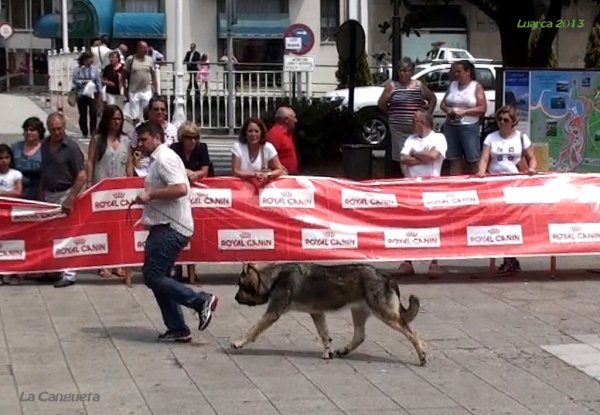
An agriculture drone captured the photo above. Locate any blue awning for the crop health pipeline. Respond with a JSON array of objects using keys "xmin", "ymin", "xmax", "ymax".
[
  {"xmin": 217, "ymin": 13, "xmax": 290, "ymax": 39},
  {"xmin": 112, "ymin": 12, "xmax": 166, "ymax": 39},
  {"xmin": 33, "ymin": 0, "xmax": 114, "ymax": 39}
]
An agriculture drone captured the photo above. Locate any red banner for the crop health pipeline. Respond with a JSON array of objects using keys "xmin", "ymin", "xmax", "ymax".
[{"xmin": 1, "ymin": 174, "xmax": 600, "ymax": 274}]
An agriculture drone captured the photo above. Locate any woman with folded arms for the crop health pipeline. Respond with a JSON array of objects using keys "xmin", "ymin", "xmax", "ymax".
[
  {"xmin": 231, "ymin": 117, "xmax": 285, "ymax": 183},
  {"xmin": 477, "ymin": 105, "xmax": 537, "ymax": 275},
  {"xmin": 170, "ymin": 121, "xmax": 211, "ymax": 281}
]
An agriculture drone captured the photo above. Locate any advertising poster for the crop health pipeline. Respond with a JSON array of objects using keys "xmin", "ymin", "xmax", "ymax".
[
  {"xmin": 506, "ymin": 69, "xmax": 600, "ymax": 172},
  {"xmin": 504, "ymin": 70, "xmax": 531, "ymax": 137}
]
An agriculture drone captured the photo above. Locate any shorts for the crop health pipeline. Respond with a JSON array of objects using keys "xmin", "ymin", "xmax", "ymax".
[
  {"xmin": 128, "ymin": 89, "xmax": 153, "ymax": 121},
  {"xmin": 444, "ymin": 121, "xmax": 481, "ymax": 163}
]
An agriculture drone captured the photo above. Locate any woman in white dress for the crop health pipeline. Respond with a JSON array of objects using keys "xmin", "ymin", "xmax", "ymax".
[{"xmin": 231, "ymin": 117, "xmax": 286, "ymax": 182}]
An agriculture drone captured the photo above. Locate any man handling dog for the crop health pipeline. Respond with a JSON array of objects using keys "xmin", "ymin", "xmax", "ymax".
[{"xmin": 134, "ymin": 122, "xmax": 218, "ymax": 342}]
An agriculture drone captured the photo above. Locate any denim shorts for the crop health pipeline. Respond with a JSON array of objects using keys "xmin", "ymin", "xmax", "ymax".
[{"xmin": 443, "ymin": 121, "xmax": 482, "ymax": 163}]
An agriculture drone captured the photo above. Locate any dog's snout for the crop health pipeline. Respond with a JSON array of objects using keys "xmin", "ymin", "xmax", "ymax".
[{"xmin": 234, "ymin": 293, "xmax": 240, "ymax": 303}]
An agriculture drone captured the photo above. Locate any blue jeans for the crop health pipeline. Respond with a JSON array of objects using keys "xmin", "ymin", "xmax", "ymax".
[
  {"xmin": 143, "ymin": 225, "xmax": 210, "ymax": 333},
  {"xmin": 443, "ymin": 121, "xmax": 482, "ymax": 163}
]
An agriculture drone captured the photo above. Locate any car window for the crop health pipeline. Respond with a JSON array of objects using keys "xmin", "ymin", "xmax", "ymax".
[
  {"xmin": 418, "ymin": 69, "xmax": 450, "ymax": 93},
  {"xmin": 476, "ymin": 68, "xmax": 495, "ymax": 90}
]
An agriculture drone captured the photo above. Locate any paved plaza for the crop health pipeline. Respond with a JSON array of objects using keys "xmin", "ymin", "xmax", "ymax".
[{"xmin": 0, "ymin": 258, "xmax": 600, "ymax": 415}]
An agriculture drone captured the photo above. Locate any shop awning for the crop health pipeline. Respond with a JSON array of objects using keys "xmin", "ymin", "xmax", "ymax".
[
  {"xmin": 112, "ymin": 12, "xmax": 166, "ymax": 39},
  {"xmin": 33, "ymin": 0, "xmax": 114, "ymax": 39},
  {"xmin": 217, "ymin": 13, "xmax": 290, "ymax": 39}
]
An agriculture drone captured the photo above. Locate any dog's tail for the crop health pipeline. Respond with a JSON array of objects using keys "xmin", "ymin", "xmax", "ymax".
[{"xmin": 400, "ymin": 295, "xmax": 420, "ymax": 323}]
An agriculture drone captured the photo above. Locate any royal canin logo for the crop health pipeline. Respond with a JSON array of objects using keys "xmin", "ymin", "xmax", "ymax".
[
  {"xmin": 323, "ymin": 230, "xmax": 336, "ymax": 238},
  {"xmin": 74, "ymin": 238, "xmax": 86, "ymax": 245},
  {"xmin": 488, "ymin": 228, "xmax": 500, "ymax": 234},
  {"xmin": 280, "ymin": 190, "xmax": 292, "ymax": 197},
  {"xmin": 406, "ymin": 231, "xmax": 417, "ymax": 237},
  {"xmin": 239, "ymin": 231, "xmax": 251, "ymax": 238},
  {"xmin": 570, "ymin": 226, "xmax": 581, "ymax": 232},
  {"xmin": 112, "ymin": 192, "xmax": 126, "ymax": 199}
]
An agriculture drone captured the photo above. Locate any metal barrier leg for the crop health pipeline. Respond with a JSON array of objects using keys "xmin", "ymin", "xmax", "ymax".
[
  {"xmin": 550, "ymin": 256, "xmax": 557, "ymax": 278},
  {"xmin": 187, "ymin": 264, "xmax": 196, "ymax": 284},
  {"xmin": 489, "ymin": 258, "xmax": 496, "ymax": 275},
  {"xmin": 124, "ymin": 268, "xmax": 132, "ymax": 287}
]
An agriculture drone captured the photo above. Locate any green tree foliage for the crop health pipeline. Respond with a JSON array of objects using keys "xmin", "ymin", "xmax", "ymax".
[
  {"xmin": 528, "ymin": 15, "xmax": 558, "ymax": 68},
  {"xmin": 335, "ymin": 51, "xmax": 373, "ymax": 89},
  {"xmin": 380, "ymin": 0, "xmax": 600, "ymax": 67},
  {"xmin": 584, "ymin": 24, "xmax": 600, "ymax": 68}
]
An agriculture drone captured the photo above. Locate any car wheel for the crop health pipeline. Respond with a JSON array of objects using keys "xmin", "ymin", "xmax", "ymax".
[{"xmin": 357, "ymin": 109, "xmax": 388, "ymax": 147}]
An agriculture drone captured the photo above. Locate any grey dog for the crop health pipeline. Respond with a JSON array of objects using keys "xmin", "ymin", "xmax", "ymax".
[{"xmin": 231, "ymin": 262, "xmax": 427, "ymax": 366}]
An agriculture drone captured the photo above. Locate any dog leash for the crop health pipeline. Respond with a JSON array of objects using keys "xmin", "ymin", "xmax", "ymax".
[{"xmin": 126, "ymin": 199, "xmax": 247, "ymax": 264}]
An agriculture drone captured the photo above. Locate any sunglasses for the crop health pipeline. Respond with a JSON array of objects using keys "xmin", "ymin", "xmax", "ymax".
[
  {"xmin": 497, "ymin": 116, "xmax": 512, "ymax": 124},
  {"xmin": 183, "ymin": 135, "xmax": 200, "ymax": 140}
]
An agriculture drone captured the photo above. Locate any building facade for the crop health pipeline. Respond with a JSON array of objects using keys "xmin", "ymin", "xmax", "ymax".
[{"xmin": 2, "ymin": 0, "xmax": 598, "ymax": 89}]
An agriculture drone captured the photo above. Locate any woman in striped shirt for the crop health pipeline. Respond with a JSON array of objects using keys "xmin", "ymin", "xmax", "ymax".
[{"xmin": 378, "ymin": 57, "xmax": 436, "ymax": 177}]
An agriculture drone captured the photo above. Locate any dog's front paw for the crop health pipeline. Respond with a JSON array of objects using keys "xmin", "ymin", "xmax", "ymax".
[
  {"xmin": 419, "ymin": 352, "xmax": 427, "ymax": 366},
  {"xmin": 321, "ymin": 350, "xmax": 334, "ymax": 360},
  {"xmin": 230, "ymin": 340, "xmax": 245, "ymax": 350}
]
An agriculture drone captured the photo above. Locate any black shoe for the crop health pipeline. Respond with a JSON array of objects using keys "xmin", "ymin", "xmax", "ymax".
[
  {"xmin": 158, "ymin": 330, "xmax": 192, "ymax": 343},
  {"xmin": 195, "ymin": 294, "xmax": 218, "ymax": 331},
  {"xmin": 497, "ymin": 258, "xmax": 521, "ymax": 275},
  {"xmin": 54, "ymin": 279, "xmax": 75, "ymax": 288}
]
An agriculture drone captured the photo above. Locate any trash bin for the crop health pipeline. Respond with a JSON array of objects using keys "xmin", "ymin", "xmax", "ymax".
[{"xmin": 342, "ymin": 144, "xmax": 373, "ymax": 181}]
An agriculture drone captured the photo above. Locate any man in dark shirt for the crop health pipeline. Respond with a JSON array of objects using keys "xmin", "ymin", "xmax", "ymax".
[
  {"xmin": 41, "ymin": 112, "xmax": 87, "ymax": 288},
  {"xmin": 183, "ymin": 43, "xmax": 201, "ymax": 94}
]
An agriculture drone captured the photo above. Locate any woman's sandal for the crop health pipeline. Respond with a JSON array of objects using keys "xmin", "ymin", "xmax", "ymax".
[
  {"xmin": 98, "ymin": 269, "xmax": 112, "ymax": 278},
  {"xmin": 113, "ymin": 268, "xmax": 126, "ymax": 278}
]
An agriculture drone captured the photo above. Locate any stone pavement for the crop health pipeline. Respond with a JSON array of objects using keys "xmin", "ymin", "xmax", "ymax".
[{"xmin": 1, "ymin": 258, "xmax": 600, "ymax": 415}]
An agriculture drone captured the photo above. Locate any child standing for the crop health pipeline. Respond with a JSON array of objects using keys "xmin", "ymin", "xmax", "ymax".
[
  {"xmin": 0, "ymin": 143, "xmax": 23, "ymax": 285},
  {"xmin": 0, "ymin": 144, "xmax": 23, "ymax": 198}
]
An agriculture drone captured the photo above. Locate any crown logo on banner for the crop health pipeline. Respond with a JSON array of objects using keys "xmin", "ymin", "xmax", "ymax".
[
  {"xmin": 280, "ymin": 191, "xmax": 292, "ymax": 197},
  {"xmin": 239, "ymin": 231, "xmax": 251, "ymax": 238},
  {"xmin": 488, "ymin": 228, "xmax": 500, "ymax": 234},
  {"xmin": 74, "ymin": 238, "xmax": 86, "ymax": 245},
  {"xmin": 570, "ymin": 226, "xmax": 581, "ymax": 232},
  {"xmin": 113, "ymin": 192, "xmax": 125, "ymax": 199},
  {"xmin": 323, "ymin": 230, "xmax": 336, "ymax": 238},
  {"xmin": 406, "ymin": 231, "xmax": 417, "ymax": 237}
]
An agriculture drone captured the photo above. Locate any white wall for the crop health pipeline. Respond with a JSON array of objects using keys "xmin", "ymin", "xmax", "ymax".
[{"xmin": 7, "ymin": 32, "xmax": 53, "ymax": 51}]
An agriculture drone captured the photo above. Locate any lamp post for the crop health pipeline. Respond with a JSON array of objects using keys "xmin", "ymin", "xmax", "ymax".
[
  {"xmin": 391, "ymin": 0, "xmax": 401, "ymax": 81},
  {"xmin": 225, "ymin": 0, "xmax": 236, "ymax": 136},
  {"xmin": 172, "ymin": 0, "xmax": 186, "ymax": 126},
  {"xmin": 60, "ymin": 0, "xmax": 69, "ymax": 52}
]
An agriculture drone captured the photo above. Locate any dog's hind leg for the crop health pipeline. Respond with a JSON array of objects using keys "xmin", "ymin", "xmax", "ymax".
[
  {"xmin": 334, "ymin": 306, "xmax": 370, "ymax": 357},
  {"xmin": 310, "ymin": 313, "xmax": 334, "ymax": 359},
  {"xmin": 376, "ymin": 314, "xmax": 427, "ymax": 366},
  {"xmin": 230, "ymin": 312, "xmax": 280, "ymax": 350}
]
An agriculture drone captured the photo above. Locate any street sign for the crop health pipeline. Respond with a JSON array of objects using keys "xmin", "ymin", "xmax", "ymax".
[
  {"xmin": 336, "ymin": 20, "xmax": 366, "ymax": 63},
  {"xmin": 0, "ymin": 23, "xmax": 14, "ymax": 40},
  {"xmin": 283, "ymin": 55, "xmax": 315, "ymax": 72},
  {"xmin": 283, "ymin": 24, "xmax": 315, "ymax": 55},
  {"xmin": 285, "ymin": 37, "xmax": 302, "ymax": 52}
]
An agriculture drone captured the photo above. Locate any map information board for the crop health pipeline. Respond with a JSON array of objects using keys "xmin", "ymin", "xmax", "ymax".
[{"xmin": 504, "ymin": 69, "xmax": 600, "ymax": 172}]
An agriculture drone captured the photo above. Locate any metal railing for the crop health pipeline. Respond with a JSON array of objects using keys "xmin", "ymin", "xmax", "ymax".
[{"xmin": 46, "ymin": 49, "xmax": 350, "ymax": 133}]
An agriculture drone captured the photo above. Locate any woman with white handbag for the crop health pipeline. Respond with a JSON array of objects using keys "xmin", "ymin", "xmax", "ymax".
[{"xmin": 71, "ymin": 51, "xmax": 102, "ymax": 138}]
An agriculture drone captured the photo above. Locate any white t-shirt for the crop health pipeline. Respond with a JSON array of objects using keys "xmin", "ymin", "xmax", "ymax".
[
  {"xmin": 400, "ymin": 131, "xmax": 448, "ymax": 178},
  {"xmin": 0, "ymin": 168, "xmax": 23, "ymax": 192},
  {"xmin": 483, "ymin": 130, "xmax": 532, "ymax": 174},
  {"xmin": 231, "ymin": 141, "xmax": 277, "ymax": 173}
]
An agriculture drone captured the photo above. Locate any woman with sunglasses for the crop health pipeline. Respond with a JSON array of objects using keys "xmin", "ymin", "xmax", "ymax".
[
  {"xmin": 477, "ymin": 105, "xmax": 537, "ymax": 275},
  {"xmin": 170, "ymin": 121, "xmax": 211, "ymax": 282}
]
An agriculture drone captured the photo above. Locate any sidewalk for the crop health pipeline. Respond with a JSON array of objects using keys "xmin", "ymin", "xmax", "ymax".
[{"xmin": 1, "ymin": 274, "xmax": 600, "ymax": 415}]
